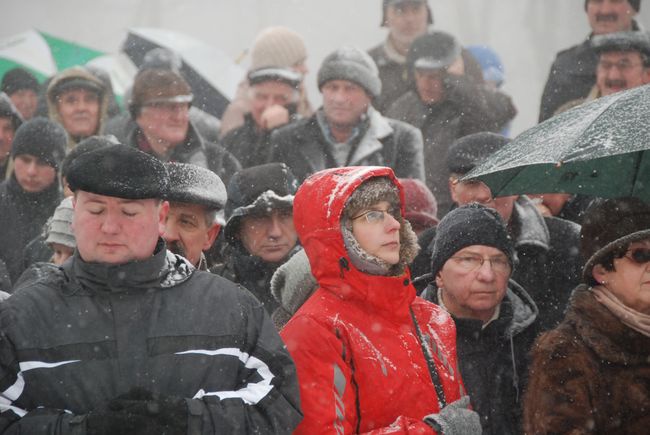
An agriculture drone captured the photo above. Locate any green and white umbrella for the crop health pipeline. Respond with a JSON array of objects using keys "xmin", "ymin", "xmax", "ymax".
[{"xmin": 0, "ymin": 29, "xmax": 104, "ymax": 82}]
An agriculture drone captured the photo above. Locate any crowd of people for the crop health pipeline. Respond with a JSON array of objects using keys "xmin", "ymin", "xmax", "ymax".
[{"xmin": 0, "ymin": 0, "xmax": 649, "ymax": 433}]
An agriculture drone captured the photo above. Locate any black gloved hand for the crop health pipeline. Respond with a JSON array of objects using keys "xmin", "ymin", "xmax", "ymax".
[{"xmin": 86, "ymin": 388, "xmax": 188, "ymax": 435}]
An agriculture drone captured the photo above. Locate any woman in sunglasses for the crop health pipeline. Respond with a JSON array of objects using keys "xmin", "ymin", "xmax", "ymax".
[
  {"xmin": 524, "ymin": 197, "xmax": 650, "ymax": 434},
  {"xmin": 281, "ymin": 166, "xmax": 481, "ymax": 434}
]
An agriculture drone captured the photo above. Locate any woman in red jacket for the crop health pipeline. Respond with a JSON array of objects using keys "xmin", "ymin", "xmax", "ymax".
[{"xmin": 281, "ymin": 166, "xmax": 480, "ymax": 434}]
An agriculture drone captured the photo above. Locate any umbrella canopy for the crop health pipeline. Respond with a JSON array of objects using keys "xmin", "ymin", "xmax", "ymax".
[
  {"xmin": 122, "ymin": 27, "xmax": 245, "ymax": 119},
  {"xmin": 465, "ymin": 84, "xmax": 650, "ymax": 202},
  {"xmin": 0, "ymin": 29, "xmax": 104, "ymax": 82}
]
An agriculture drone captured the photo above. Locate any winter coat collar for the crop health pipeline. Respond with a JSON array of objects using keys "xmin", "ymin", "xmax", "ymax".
[
  {"xmin": 511, "ymin": 196, "xmax": 551, "ymax": 251},
  {"xmin": 67, "ymin": 238, "xmax": 194, "ymax": 294},
  {"xmin": 567, "ymin": 285, "xmax": 650, "ymax": 364},
  {"xmin": 293, "ymin": 166, "xmax": 415, "ymax": 321}
]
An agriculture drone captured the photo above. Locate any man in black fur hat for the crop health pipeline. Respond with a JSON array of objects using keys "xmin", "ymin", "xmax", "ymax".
[{"xmin": 0, "ymin": 144, "xmax": 301, "ymax": 434}]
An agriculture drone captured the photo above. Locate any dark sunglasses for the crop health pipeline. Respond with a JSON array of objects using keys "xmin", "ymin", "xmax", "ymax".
[{"xmin": 624, "ymin": 248, "xmax": 650, "ymax": 265}]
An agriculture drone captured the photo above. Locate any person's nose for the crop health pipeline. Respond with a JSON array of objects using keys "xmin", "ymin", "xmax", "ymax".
[
  {"xmin": 26, "ymin": 161, "xmax": 38, "ymax": 176},
  {"xmin": 384, "ymin": 212, "xmax": 401, "ymax": 232},
  {"xmin": 100, "ymin": 209, "xmax": 121, "ymax": 234},
  {"xmin": 476, "ymin": 258, "xmax": 497, "ymax": 281},
  {"xmin": 267, "ymin": 215, "xmax": 285, "ymax": 239}
]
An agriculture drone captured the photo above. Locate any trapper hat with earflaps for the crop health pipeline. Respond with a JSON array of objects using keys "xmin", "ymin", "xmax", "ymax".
[
  {"xmin": 317, "ymin": 46, "xmax": 382, "ymax": 99},
  {"xmin": 224, "ymin": 163, "xmax": 298, "ymax": 243},
  {"xmin": 129, "ymin": 69, "xmax": 193, "ymax": 119},
  {"xmin": 581, "ymin": 197, "xmax": 650, "ymax": 284}
]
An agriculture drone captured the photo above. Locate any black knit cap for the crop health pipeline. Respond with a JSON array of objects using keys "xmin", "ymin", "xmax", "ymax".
[
  {"xmin": 224, "ymin": 163, "xmax": 298, "ymax": 242},
  {"xmin": 430, "ymin": 203, "xmax": 515, "ymax": 277},
  {"xmin": 581, "ymin": 197, "xmax": 650, "ymax": 283},
  {"xmin": 584, "ymin": 0, "xmax": 640, "ymax": 11},
  {"xmin": 447, "ymin": 132, "xmax": 511, "ymax": 175},
  {"xmin": 11, "ymin": 117, "xmax": 66, "ymax": 169},
  {"xmin": 166, "ymin": 162, "xmax": 227, "ymax": 211},
  {"xmin": 66, "ymin": 144, "xmax": 169, "ymax": 200},
  {"xmin": 1, "ymin": 67, "xmax": 40, "ymax": 95}
]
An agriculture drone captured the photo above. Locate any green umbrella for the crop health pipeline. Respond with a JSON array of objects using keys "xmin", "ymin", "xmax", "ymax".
[
  {"xmin": 0, "ymin": 29, "xmax": 104, "ymax": 83},
  {"xmin": 466, "ymin": 84, "xmax": 650, "ymax": 202}
]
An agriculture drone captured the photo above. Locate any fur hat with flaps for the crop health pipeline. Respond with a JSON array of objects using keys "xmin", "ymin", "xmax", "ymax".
[
  {"xmin": 581, "ymin": 197, "xmax": 650, "ymax": 284},
  {"xmin": 341, "ymin": 176, "xmax": 419, "ymax": 276}
]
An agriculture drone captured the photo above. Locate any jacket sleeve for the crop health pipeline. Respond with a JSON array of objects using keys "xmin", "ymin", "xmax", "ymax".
[
  {"xmin": 189, "ymin": 299, "xmax": 302, "ymax": 434},
  {"xmin": 444, "ymin": 74, "xmax": 517, "ymax": 135},
  {"xmin": 523, "ymin": 330, "xmax": 598, "ymax": 434},
  {"xmin": 282, "ymin": 315, "xmax": 436, "ymax": 435}
]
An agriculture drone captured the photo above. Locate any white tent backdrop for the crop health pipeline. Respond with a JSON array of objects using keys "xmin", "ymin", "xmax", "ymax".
[{"xmin": 4, "ymin": 0, "xmax": 649, "ymax": 135}]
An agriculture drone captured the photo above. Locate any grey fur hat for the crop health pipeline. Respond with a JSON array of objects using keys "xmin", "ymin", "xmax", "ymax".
[
  {"xmin": 592, "ymin": 31, "xmax": 650, "ymax": 65},
  {"xmin": 317, "ymin": 46, "xmax": 382, "ymax": 99},
  {"xmin": 341, "ymin": 177, "xmax": 420, "ymax": 276},
  {"xmin": 45, "ymin": 197, "xmax": 75, "ymax": 249}
]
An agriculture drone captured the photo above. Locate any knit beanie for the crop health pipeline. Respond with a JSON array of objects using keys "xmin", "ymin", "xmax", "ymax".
[
  {"xmin": 430, "ymin": 203, "xmax": 515, "ymax": 277},
  {"xmin": 381, "ymin": 0, "xmax": 433, "ymax": 27},
  {"xmin": 129, "ymin": 69, "xmax": 193, "ymax": 119},
  {"xmin": 317, "ymin": 46, "xmax": 382, "ymax": 99},
  {"xmin": 581, "ymin": 197, "xmax": 650, "ymax": 283},
  {"xmin": 1, "ymin": 67, "xmax": 40, "ymax": 95},
  {"xmin": 45, "ymin": 197, "xmax": 75, "ymax": 249},
  {"xmin": 341, "ymin": 177, "xmax": 419, "ymax": 276},
  {"xmin": 11, "ymin": 117, "xmax": 67, "ymax": 169},
  {"xmin": 250, "ymin": 27, "xmax": 308, "ymax": 70},
  {"xmin": 141, "ymin": 48, "xmax": 183, "ymax": 73},
  {"xmin": 584, "ymin": 0, "xmax": 640, "ymax": 11}
]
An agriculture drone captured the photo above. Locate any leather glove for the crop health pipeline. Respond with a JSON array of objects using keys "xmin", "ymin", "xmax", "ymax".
[
  {"xmin": 86, "ymin": 388, "xmax": 188, "ymax": 435},
  {"xmin": 423, "ymin": 396, "xmax": 482, "ymax": 435}
]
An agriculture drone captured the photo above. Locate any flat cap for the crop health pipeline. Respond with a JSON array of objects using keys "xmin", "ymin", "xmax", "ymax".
[
  {"xmin": 447, "ymin": 132, "xmax": 511, "ymax": 175},
  {"xmin": 66, "ymin": 144, "xmax": 169, "ymax": 199},
  {"xmin": 166, "ymin": 162, "xmax": 227, "ymax": 210}
]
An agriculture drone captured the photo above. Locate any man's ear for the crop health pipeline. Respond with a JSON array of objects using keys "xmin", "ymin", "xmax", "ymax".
[
  {"xmin": 449, "ymin": 177, "xmax": 459, "ymax": 203},
  {"xmin": 435, "ymin": 271, "xmax": 444, "ymax": 289},
  {"xmin": 203, "ymin": 223, "xmax": 221, "ymax": 251},
  {"xmin": 158, "ymin": 201, "xmax": 170, "ymax": 235}
]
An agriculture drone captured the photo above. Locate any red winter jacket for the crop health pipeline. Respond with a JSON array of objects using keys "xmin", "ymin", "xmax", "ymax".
[{"xmin": 281, "ymin": 166, "xmax": 466, "ymax": 434}]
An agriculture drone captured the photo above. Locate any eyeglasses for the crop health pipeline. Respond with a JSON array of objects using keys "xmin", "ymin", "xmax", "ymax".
[
  {"xmin": 624, "ymin": 248, "xmax": 650, "ymax": 265},
  {"xmin": 449, "ymin": 255, "xmax": 511, "ymax": 274},
  {"xmin": 597, "ymin": 60, "xmax": 643, "ymax": 73},
  {"xmin": 351, "ymin": 207, "xmax": 401, "ymax": 224}
]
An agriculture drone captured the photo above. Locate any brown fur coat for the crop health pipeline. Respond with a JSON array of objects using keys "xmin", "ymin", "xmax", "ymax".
[{"xmin": 523, "ymin": 285, "xmax": 650, "ymax": 434}]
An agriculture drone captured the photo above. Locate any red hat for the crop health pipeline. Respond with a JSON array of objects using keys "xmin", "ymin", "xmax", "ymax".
[{"xmin": 399, "ymin": 178, "xmax": 439, "ymax": 229}]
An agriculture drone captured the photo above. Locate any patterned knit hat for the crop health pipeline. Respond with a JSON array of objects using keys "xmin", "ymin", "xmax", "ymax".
[{"xmin": 250, "ymin": 27, "xmax": 308, "ymax": 70}]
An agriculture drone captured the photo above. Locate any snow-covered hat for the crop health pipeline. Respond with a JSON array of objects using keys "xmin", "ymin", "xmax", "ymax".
[
  {"xmin": 166, "ymin": 162, "xmax": 227, "ymax": 225},
  {"xmin": 224, "ymin": 163, "xmax": 298, "ymax": 243}
]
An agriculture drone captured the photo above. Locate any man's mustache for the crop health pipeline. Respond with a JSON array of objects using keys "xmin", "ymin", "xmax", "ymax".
[
  {"xmin": 604, "ymin": 79, "xmax": 627, "ymax": 89},
  {"xmin": 168, "ymin": 240, "xmax": 187, "ymax": 258}
]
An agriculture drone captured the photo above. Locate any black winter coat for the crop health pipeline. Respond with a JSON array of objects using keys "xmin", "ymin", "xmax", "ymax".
[
  {"xmin": 0, "ymin": 242, "xmax": 302, "ymax": 434},
  {"xmin": 269, "ymin": 109, "xmax": 424, "ymax": 183},
  {"xmin": 0, "ymin": 176, "xmax": 61, "ymax": 286},
  {"xmin": 422, "ymin": 280, "xmax": 539, "ymax": 435},
  {"xmin": 386, "ymin": 77, "xmax": 516, "ymax": 216},
  {"xmin": 220, "ymin": 114, "xmax": 275, "ymax": 169}
]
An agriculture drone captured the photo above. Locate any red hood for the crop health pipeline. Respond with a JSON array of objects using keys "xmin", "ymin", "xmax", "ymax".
[{"xmin": 294, "ymin": 166, "xmax": 415, "ymax": 315}]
